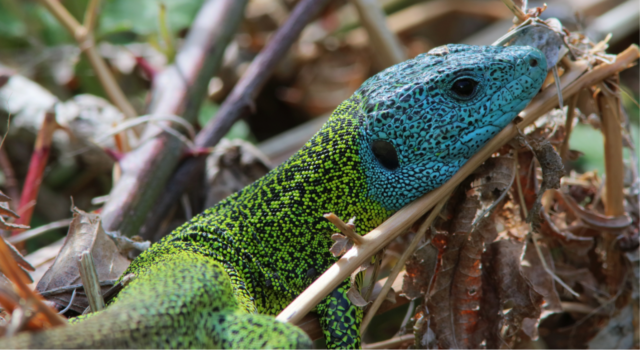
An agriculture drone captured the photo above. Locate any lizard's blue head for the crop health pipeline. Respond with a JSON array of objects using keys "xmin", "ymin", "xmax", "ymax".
[{"xmin": 356, "ymin": 44, "xmax": 547, "ymax": 211}]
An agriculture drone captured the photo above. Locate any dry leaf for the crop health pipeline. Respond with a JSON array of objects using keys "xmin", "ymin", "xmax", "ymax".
[
  {"xmin": 36, "ymin": 208, "xmax": 131, "ymax": 314},
  {"xmin": 402, "ymin": 243, "xmax": 437, "ymax": 300},
  {"xmin": 425, "ymin": 195, "xmax": 497, "ymax": 348},
  {"xmin": 330, "ymin": 233, "xmax": 353, "ymax": 258},
  {"xmin": 480, "ymin": 240, "xmax": 544, "ymax": 348}
]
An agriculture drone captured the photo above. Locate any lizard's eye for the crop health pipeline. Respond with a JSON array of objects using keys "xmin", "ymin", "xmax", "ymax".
[
  {"xmin": 371, "ymin": 140, "xmax": 399, "ymax": 170},
  {"xmin": 450, "ymin": 78, "xmax": 478, "ymax": 99}
]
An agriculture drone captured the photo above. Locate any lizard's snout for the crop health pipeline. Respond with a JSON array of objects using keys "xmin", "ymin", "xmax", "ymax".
[{"xmin": 515, "ymin": 47, "xmax": 547, "ymax": 77}]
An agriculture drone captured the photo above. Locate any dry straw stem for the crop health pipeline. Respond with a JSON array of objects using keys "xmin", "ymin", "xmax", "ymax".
[
  {"xmin": 597, "ymin": 85, "xmax": 625, "ymax": 217},
  {"xmin": 560, "ymin": 94, "xmax": 579, "ymax": 159},
  {"xmin": 39, "ymin": 0, "xmax": 137, "ymax": 120},
  {"xmin": 364, "ymin": 333, "xmax": 415, "ymax": 349},
  {"xmin": 351, "ymin": 0, "xmax": 406, "ymax": 67},
  {"xmin": 360, "ymin": 197, "xmax": 447, "ymax": 333},
  {"xmin": 597, "ymin": 82, "xmax": 627, "ymax": 296},
  {"xmin": 500, "ymin": 0, "xmax": 528, "ymax": 23},
  {"xmin": 277, "ymin": 44, "xmax": 640, "ymax": 325},
  {"xmin": 7, "ymin": 218, "xmax": 73, "ymax": 245},
  {"xmin": 83, "ymin": 0, "xmax": 100, "ymax": 34}
]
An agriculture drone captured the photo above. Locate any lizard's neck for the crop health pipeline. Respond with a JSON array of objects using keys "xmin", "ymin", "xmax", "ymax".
[
  {"xmin": 154, "ymin": 97, "xmax": 393, "ymax": 311},
  {"xmin": 239, "ymin": 96, "xmax": 393, "ymax": 236}
]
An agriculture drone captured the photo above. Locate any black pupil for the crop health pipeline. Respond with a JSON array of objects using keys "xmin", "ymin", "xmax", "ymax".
[
  {"xmin": 371, "ymin": 140, "xmax": 399, "ymax": 170},
  {"xmin": 451, "ymin": 78, "xmax": 476, "ymax": 97}
]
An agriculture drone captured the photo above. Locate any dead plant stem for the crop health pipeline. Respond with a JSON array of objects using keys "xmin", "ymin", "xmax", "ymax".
[{"xmin": 39, "ymin": 0, "xmax": 137, "ymax": 120}]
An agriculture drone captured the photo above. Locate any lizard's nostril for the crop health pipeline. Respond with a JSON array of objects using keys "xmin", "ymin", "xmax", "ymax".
[{"xmin": 529, "ymin": 58, "xmax": 538, "ymax": 67}]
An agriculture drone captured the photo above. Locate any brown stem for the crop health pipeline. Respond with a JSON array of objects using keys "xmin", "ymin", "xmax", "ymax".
[
  {"xmin": 364, "ymin": 334, "xmax": 415, "ymax": 349},
  {"xmin": 39, "ymin": 0, "xmax": 137, "ymax": 119},
  {"xmin": 598, "ymin": 84, "xmax": 625, "ymax": 217},
  {"xmin": 560, "ymin": 94, "xmax": 579, "ymax": 160},
  {"xmin": 500, "ymin": 0, "xmax": 528, "ymax": 23},
  {"xmin": 139, "ymin": 0, "xmax": 334, "ymax": 239},
  {"xmin": 351, "ymin": 0, "xmax": 405, "ymax": 68},
  {"xmin": 597, "ymin": 81, "xmax": 627, "ymax": 296},
  {"xmin": 82, "ymin": 0, "xmax": 100, "ymax": 33}
]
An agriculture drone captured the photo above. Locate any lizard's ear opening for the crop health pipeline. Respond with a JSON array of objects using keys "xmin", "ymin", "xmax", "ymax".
[{"xmin": 371, "ymin": 140, "xmax": 399, "ymax": 170}]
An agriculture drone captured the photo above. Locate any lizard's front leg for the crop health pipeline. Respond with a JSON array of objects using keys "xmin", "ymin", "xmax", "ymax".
[{"xmin": 316, "ymin": 279, "xmax": 363, "ymax": 349}]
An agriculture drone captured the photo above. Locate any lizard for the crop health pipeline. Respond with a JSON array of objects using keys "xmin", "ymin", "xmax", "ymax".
[{"xmin": 4, "ymin": 44, "xmax": 546, "ymax": 349}]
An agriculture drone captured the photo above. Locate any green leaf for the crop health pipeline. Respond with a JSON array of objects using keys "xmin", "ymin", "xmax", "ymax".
[{"xmin": 99, "ymin": 0, "xmax": 205, "ymax": 37}]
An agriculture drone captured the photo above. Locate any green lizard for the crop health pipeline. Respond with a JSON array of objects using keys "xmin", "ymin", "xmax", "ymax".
[{"xmin": 5, "ymin": 44, "xmax": 546, "ymax": 349}]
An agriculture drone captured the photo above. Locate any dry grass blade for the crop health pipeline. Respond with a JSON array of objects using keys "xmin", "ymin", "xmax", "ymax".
[
  {"xmin": 351, "ymin": 0, "xmax": 406, "ymax": 67},
  {"xmin": 77, "ymin": 252, "xmax": 105, "ymax": 313},
  {"xmin": 364, "ymin": 333, "xmax": 414, "ymax": 349},
  {"xmin": 6, "ymin": 218, "xmax": 73, "ymax": 245}
]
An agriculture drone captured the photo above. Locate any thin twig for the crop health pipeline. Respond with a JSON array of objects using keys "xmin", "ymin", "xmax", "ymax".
[
  {"xmin": 82, "ymin": 0, "xmax": 100, "ymax": 33},
  {"xmin": 514, "ymin": 148, "xmax": 529, "ymax": 217},
  {"xmin": 324, "ymin": 214, "xmax": 363, "ymax": 245},
  {"xmin": 351, "ymin": 0, "xmax": 405, "ymax": 68},
  {"xmin": 361, "ymin": 197, "xmax": 447, "ymax": 333},
  {"xmin": 7, "ymin": 218, "xmax": 73, "ymax": 245},
  {"xmin": 560, "ymin": 94, "xmax": 580, "ymax": 159},
  {"xmin": 398, "ymin": 299, "xmax": 415, "ymax": 333},
  {"xmin": 38, "ymin": 280, "xmax": 119, "ymax": 298},
  {"xmin": 57, "ymin": 288, "xmax": 77, "ymax": 315},
  {"xmin": 39, "ymin": 0, "xmax": 136, "ymax": 120},
  {"xmin": 94, "ymin": 115, "xmax": 196, "ymax": 145},
  {"xmin": 597, "ymin": 84, "xmax": 626, "ymax": 217},
  {"xmin": 531, "ymin": 234, "xmax": 579, "ymax": 296},
  {"xmin": 514, "ymin": 148, "xmax": 579, "ymax": 296},
  {"xmin": 364, "ymin": 334, "xmax": 415, "ymax": 349},
  {"xmin": 500, "ymin": 0, "xmax": 529, "ymax": 23}
]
